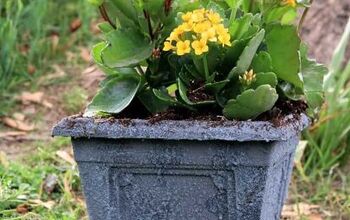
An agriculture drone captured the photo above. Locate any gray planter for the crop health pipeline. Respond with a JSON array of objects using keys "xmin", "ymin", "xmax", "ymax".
[{"xmin": 52, "ymin": 114, "xmax": 308, "ymax": 220}]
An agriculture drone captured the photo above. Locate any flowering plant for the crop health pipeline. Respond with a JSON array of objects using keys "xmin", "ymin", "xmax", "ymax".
[{"xmin": 86, "ymin": 0, "xmax": 326, "ymax": 120}]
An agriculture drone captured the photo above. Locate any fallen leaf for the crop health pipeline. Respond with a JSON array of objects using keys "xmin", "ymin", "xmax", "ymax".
[
  {"xmin": 80, "ymin": 47, "xmax": 91, "ymax": 62},
  {"xmin": 16, "ymin": 204, "xmax": 30, "ymax": 214},
  {"xmin": 308, "ymin": 214, "xmax": 323, "ymax": 220},
  {"xmin": 1, "ymin": 117, "xmax": 35, "ymax": 131},
  {"xmin": 27, "ymin": 64, "xmax": 36, "ymax": 75},
  {"xmin": 282, "ymin": 203, "xmax": 323, "ymax": 219},
  {"xmin": 56, "ymin": 150, "xmax": 76, "ymax": 165},
  {"xmin": 19, "ymin": 91, "xmax": 53, "ymax": 109},
  {"xmin": 43, "ymin": 174, "xmax": 58, "ymax": 195},
  {"xmin": 0, "ymin": 131, "xmax": 27, "ymax": 138},
  {"xmin": 13, "ymin": 112, "xmax": 25, "ymax": 121},
  {"xmin": 0, "ymin": 151, "xmax": 9, "ymax": 168},
  {"xmin": 70, "ymin": 18, "xmax": 82, "ymax": 32},
  {"xmin": 29, "ymin": 199, "xmax": 55, "ymax": 210}
]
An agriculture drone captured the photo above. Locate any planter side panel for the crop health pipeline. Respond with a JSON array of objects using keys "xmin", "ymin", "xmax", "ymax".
[{"xmin": 72, "ymin": 137, "xmax": 298, "ymax": 220}]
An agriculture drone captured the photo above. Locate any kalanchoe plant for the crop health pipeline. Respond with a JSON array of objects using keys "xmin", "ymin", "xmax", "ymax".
[{"xmin": 85, "ymin": 0, "xmax": 327, "ymax": 120}]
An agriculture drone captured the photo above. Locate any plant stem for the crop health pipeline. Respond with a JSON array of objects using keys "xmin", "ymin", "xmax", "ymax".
[
  {"xmin": 99, "ymin": 4, "xmax": 116, "ymax": 29},
  {"xmin": 229, "ymin": 0, "xmax": 243, "ymax": 23},
  {"xmin": 298, "ymin": 0, "xmax": 314, "ymax": 33},
  {"xmin": 203, "ymin": 55, "xmax": 210, "ymax": 83},
  {"xmin": 143, "ymin": 10, "xmax": 154, "ymax": 40}
]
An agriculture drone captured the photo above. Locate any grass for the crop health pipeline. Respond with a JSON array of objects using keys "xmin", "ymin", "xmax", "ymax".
[
  {"xmin": 0, "ymin": 0, "xmax": 98, "ymax": 116},
  {"xmin": 0, "ymin": 138, "xmax": 86, "ymax": 220},
  {"xmin": 62, "ymin": 87, "xmax": 88, "ymax": 114},
  {"xmin": 302, "ymin": 18, "xmax": 350, "ymax": 177}
]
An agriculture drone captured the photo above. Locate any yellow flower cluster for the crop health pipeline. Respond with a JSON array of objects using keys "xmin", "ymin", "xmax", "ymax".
[
  {"xmin": 282, "ymin": 0, "xmax": 296, "ymax": 7},
  {"xmin": 163, "ymin": 8, "xmax": 232, "ymax": 56}
]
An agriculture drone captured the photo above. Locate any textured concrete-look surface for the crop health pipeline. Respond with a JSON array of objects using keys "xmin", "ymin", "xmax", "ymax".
[
  {"xmin": 52, "ymin": 114, "xmax": 308, "ymax": 220},
  {"xmin": 52, "ymin": 114, "xmax": 308, "ymax": 142}
]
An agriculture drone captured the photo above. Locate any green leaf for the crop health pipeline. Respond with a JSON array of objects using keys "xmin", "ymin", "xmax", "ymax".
[
  {"xmin": 138, "ymin": 88, "xmax": 169, "ymax": 114},
  {"xmin": 266, "ymin": 24, "xmax": 302, "ymax": 88},
  {"xmin": 98, "ymin": 22, "xmax": 114, "ymax": 34},
  {"xmin": 153, "ymin": 88, "xmax": 178, "ymax": 104},
  {"xmin": 92, "ymin": 42, "xmax": 119, "ymax": 75},
  {"xmin": 109, "ymin": 0, "xmax": 139, "ymax": 24},
  {"xmin": 229, "ymin": 13, "xmax": 253, "ymax": 40},
  {"xmin": 223, "ymin": 85, "xmax": 278, "ymax": 120},
  {"xmin": 300, "ymin": 44, "xmax": 327, "ymax": 112},
  {"xmin": 143, "ymin": 0, "xmax": 165, "ymax": 16},
  {"xmin": 250, "ymin": 72, "xmax": 278, "ymax": 89},
  {"xmin": 101, "ymin": 28, "xmax": 153, "ymax": 68},
  {"xmin": 88, "ymin": 0, "xmax": 104, "ymax": 6},
  {"xmin": 85, "ymin": 75, "xmax": 141, "ymax": 116},
  {"xmin": 281, "ymin": 8, "xmax": 297, "ymax": 25},
  {"xmin": 264, "ymin": 6, "xmax": 292, "ymax": 24},
  {"xmin": 228, "ymin": 29, "xmax": 265, "ymax": 79},
  {"xmin": 251, "ymin": 51, "xmax": 273, "ymax": 73}
]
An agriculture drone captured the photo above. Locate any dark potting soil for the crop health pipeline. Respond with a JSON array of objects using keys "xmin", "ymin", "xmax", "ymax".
[{"xmin": 111, "ymin": 98, "xmax": 307, "ymax": 126}]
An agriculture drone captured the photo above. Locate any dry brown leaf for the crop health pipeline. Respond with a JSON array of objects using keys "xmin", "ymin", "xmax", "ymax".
[
  {"xmin": 56, "ymin": 150, "xmax": 76, "ymax": 165},
  {"xmin": 70, "ymin": 18, "xmax": 82, "ymax": 32},
  {"xmin": 16, "ymin": 204, "xmax": 30, "ymax": 214},
  {"xmin": 29, "ymin": 199, "xmax": 55, "ymax": 210},
  {"xmin": 0, "ymin": 131, "xmax": 27, "ymax": 138},
  {"xmin": 19, "ymin": 91, "xmax": 53, "ymax": 109},
  {"xmin": 308, "ymin": 214, "xmax": 323, "ymax": 220},
  {"xmin": 1, "ymin": 117, "xmax": 35, "ymax": 131},
  {"xmin": 80, "ymin": 47, "xmax": 91, "ymax": 62},
  {"xmin": 27, "ymin": 64, "xmax": 36, "ymax": 75},
  {"xmin": 13, "ymin": 113, "xmax": 25, "ymax": 121},
  {"xmin": 282, "ymin": 203, "xmax": 322, "ymax": 219}
]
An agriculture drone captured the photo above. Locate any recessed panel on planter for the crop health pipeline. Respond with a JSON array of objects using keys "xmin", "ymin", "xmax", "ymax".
[{"xmin": 108, "ymin": 167, "xmax": 235, "ymax": 219}]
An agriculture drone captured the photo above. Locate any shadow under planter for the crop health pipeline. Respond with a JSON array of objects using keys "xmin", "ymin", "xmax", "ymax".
[{"xmin": 52, "ymin": 114, "xmax": 308, "ymax": 220}]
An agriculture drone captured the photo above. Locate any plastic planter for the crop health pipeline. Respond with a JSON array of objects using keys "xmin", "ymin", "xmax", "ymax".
[{"xmin": 52, "ymin": 114, "xmax": 308, "ymax": 220}]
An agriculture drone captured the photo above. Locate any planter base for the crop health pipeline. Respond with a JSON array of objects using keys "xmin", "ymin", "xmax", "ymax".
[
  {"xmin": 53, "ymin": 115, "xmax": 308, "ymax": 220},
  {"xmin": 72, "ymin": 137, "xmax": 297, "ymax": 220}
]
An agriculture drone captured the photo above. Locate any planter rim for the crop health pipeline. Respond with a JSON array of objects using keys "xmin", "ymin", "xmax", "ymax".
[{"xmin": 52, "ymin": 113, "xmax": 308, "ymax": 142}]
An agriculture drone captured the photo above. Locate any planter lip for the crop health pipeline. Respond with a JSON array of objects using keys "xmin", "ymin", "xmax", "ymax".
[{"xmin": 52, "ymin": 113, "xmax": 309, "ymax": 142}]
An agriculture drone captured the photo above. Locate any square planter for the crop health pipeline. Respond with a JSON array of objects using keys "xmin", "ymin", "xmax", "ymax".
[{"xmin": 52, "ymin": 114, "xmax": 308, "ymax": 220}]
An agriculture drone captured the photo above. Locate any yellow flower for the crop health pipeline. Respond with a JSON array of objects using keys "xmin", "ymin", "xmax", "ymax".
[
  {"xmin": 176, "ymin": 40, "xmax": 191, "ymax": 56},
  {"xmin": 191, "ymin": 9, "xmax": 206, "ymax": 22},
  {"xmin": 180, "ymin": 22, "xmax": 194, "ymax": 32},
  {"xmin": 218, "ymin": 33, "xmax": 231, "ymax": 47},
  {"xmin": 191, "ymin": 39, "xmax": 209, "ymax": 55},
  {"xmin": 182, "ymin": 12, "xmax": 192, "ymax": 22},
  {"xmin": 173, "ymin": 26, "xmax": 185, "ymax": 35},
  {"xmin": 193, "ymin": 21, "xmax": 211, "ymax": 33},
  {"xmin": 282, "ymin": 0, "xmax": 296, "ymax": 7},
  {"xmin": 166, "ymin": 32, "xmax": 180, "ymax": 42},
  {"xmin": 207, "ymin": 10, "xmax": 221, "ymax": 24},
  {"xmin": 201, "ymin": 27, "xmax": 217, "ymax": 42},
  {"xmin": 214, "ymin": 24, "xmax": 228, "ymax": 35},
  {"xmin": 163, "ymin": 41, "xmax": 174, "ymax": 51}
]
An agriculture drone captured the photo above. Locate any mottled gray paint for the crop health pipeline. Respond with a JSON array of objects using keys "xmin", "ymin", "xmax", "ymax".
[{"xmin": 52, "ymin": 114, "xmax": 308, "ymax": 220}]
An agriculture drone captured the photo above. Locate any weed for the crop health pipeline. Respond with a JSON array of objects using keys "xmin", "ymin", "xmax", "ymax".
[{"xmin": 62, "ymin": 87, "xmax": 88, "ymax": 114}]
